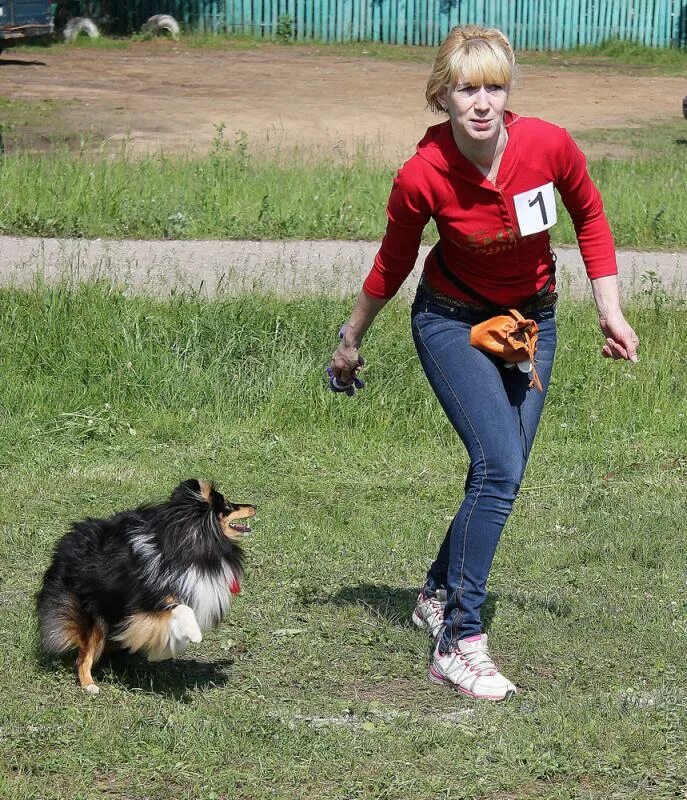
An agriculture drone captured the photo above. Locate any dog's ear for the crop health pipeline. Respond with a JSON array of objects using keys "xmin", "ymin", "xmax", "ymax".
[
  {"xmin": 196, "ymin": 480, "xmax": 213, "ymax": 504},
  {"xmin": 171, "ymin": 479, "xmax": 212, "ymax": 505}
]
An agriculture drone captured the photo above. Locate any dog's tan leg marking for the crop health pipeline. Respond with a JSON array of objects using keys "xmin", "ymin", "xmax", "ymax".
[
  {"xmin": 76, "ymin": 622, "xmax": 106, "ymax": 695},
  {"xmin": 115, "ymin": 606, "xmax": 201, "ymax": 661},
  {"xmin": 115, "ymin": 609, "xmax": 174, "ymax": 659}
]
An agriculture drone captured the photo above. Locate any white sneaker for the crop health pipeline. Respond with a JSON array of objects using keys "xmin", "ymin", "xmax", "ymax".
[
  {"xmin": 411, "ymin": 589, "xmax": 446, "ymax": 639},
  {"xmin": 429, "ymin": 633, "xmax": 516, "ymax": 701}
]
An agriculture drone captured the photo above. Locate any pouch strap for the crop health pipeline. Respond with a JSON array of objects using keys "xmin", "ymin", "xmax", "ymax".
[
  {"xmin": 506, "ymin": 308, "xmax": 542, "ymax": 391},
  {"xmin": 433, "ymin": 243, "xmax": 555, "ymax": 310}
]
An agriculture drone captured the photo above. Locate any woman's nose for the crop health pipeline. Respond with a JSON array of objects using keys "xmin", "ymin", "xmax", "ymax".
[{"xmin": 473, "ymin": 86, "xmax": 490, "ymax": 110}]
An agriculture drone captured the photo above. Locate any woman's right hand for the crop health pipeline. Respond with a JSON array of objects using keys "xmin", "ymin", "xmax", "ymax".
[
  {"xmin": 326, "ymin": 290, "xmax": 387, "ymax": 394},
  {"xmin": 327, "ymin": 324, "xmax": 366, "ymax": 396},
  {"xmin": 330, "ymin": 339, "xmax": 363, "ymax": 387}
]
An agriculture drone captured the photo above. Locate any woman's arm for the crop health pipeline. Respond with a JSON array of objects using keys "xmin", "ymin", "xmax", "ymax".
[
  {"xmin": 553, "ymin": 132, "xmax": 639, "ymax": 362},
  {"xmin": 590, "ymin": 274, "xmax": 639, "ymax": 362},
  {"xmin": 329, "ymin": 159, "xmax": 433, "ymax": 387},
  {"xmin": 330, "ymin": 290, "xmax": 389, "ymax": 386}
]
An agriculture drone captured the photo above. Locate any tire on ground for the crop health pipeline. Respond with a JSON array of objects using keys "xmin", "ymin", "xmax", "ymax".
[
  {"xmin": 141, "ymin": 14, "xmax": 181, "ymax": 39},
  {"xmin": 63, "ymin": 17, "xmax": 100, "ymax": 42}
]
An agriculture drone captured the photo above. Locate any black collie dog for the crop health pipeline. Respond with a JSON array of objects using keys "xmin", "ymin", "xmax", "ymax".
[{"xmin": 37, "ymin": 479, "xmax": 255, "ymax": 694}]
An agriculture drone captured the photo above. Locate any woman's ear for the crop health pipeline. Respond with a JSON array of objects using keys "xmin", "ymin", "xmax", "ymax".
[{"xmin": 438, "ymin": 88, "xmax": 449, "ymax": 112}]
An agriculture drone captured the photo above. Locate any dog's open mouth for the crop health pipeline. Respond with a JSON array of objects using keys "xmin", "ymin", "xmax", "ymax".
[
  {"xmin": 222, "ymin": 504, "xmax": 257, "ymax": 539},
  {"xmin": 228, "ymin": 522, "xmax": 252, "ymax": 535}
]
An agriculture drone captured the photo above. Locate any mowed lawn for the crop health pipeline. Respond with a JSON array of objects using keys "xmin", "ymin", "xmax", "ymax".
[{"xmin": 0, "ymin": 283, "xmax": 685, "ymax": 800}]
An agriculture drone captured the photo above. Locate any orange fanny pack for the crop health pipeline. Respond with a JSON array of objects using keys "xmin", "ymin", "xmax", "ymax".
[
  {"xmin": 432, "ymin": 243, "xmax": 552, "ymax": 393},
  {"xmin": 470, "ymin": 308, "xmax": 542, "ymax": 391}
]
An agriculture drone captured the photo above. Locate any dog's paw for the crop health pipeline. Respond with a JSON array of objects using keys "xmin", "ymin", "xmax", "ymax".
[
  {"xmin": 169, "ymin": 605, "xmax": 202, "ymax": 655},
  {"xmin": 84, "ymin": 683, "xmax": 100, "ymax": 696}
]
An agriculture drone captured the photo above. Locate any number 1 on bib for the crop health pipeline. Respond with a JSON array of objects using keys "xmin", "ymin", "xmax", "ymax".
[{"xmin": 513, "ymin": 182, "xmax": 557, "ymax": 236}]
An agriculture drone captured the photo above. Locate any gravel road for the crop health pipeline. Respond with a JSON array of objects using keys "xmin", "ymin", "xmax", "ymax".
[{"xmin": 1, "ymin": 236, "xmax": 684, "ymax": 300}]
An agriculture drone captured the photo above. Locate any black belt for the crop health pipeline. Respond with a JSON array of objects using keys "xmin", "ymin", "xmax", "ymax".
[
  {"xmin": 419, "ymin": 276, "xmax": 558, "ymax": 315},
  {"xmin": 430, "ymin": 242, "xmax": 557, "ymax": 315}
]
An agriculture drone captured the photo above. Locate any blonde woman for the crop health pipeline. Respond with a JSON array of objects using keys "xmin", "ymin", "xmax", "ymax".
[{"xmin": 329, "ymin": 25, "xmax": 638, "ymax": 700}]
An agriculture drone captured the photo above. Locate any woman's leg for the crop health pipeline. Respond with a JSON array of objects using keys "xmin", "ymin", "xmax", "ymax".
[{"xmin": 411, "ymin": 302, "xmax": 557, "ymax": 648}]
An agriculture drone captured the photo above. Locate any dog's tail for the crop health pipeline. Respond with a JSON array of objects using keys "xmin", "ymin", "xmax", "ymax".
[{"xmin": 36, "ymin": 588, "xmax": 104, "ymax": 655}]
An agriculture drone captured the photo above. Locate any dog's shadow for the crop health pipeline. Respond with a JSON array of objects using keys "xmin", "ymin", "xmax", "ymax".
[
  {"xmin": 301, "ymin": 583, "xmax": 498, "ymax": 631},
  {"xmin": 38, "ymin": 650, "xmax": 235, "ymax": 700},
  {"xmin": 0, "ymin": 57, "xmax": 48, "ymax": 67}
]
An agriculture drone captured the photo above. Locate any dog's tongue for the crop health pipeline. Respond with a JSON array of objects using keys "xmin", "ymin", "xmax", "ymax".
[{"xmin": 232, "ymin": 524, "xmax": 251, "ymax": 534}]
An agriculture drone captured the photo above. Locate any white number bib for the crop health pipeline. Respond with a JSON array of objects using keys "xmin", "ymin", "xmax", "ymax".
[{"xmin": 513, "ymin": 182, "xmax": 557, "ymax": 236}]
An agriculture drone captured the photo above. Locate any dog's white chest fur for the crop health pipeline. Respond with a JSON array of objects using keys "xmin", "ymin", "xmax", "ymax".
[{"xmin": 177, "ymin": 566, "xmax": 235, "ymax": 630}]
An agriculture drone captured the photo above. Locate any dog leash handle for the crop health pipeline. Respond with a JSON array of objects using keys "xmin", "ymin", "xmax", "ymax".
[{"xmin": 327, "ymin": 325, "xmax": 365, "ymax": 396}]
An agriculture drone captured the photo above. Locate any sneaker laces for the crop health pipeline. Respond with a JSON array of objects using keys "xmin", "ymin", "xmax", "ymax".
[
  {"xmin": 451, "ymin": 641, "xmax": 498, "ymax": 677},
  {"xmin": 421, "ymin": 594, "xmax": 445, "ymax": 621}
]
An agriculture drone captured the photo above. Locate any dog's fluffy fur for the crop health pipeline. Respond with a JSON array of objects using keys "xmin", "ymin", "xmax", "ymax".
[{"xmin": 36, "ymin": 479, "xmax": 255, "ymax": 694}]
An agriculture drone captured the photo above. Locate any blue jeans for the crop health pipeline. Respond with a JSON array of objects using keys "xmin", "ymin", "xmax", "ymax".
[{"xmin": 411, "ymin": 286, "xmax": 557, "ymax": 651}]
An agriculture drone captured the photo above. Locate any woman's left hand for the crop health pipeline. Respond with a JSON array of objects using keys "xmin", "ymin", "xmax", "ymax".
[{"xmin": 599, "ymin": 312, "xmax": 639, "ymax": 362}]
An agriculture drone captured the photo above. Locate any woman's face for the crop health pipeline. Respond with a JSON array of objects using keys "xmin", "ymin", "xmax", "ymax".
[{"xmin": 442, "ymin": 78, "xmax": 508, "ymax": 144}]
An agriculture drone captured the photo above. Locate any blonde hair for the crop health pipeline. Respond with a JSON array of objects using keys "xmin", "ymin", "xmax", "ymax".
[{"xmin": 426, "ymin": 25, "xmax": 516, "ymax": 113}]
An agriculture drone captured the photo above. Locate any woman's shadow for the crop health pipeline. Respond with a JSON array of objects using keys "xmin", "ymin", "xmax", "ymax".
[{"xmin": 300, "ymin": 583, "xmax": 498, "ymax": 631}]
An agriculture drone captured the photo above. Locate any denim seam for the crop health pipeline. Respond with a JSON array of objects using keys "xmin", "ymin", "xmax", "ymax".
[{"xmin": 414, "ymin": 317, "xmax": 487, "ymax": 645}]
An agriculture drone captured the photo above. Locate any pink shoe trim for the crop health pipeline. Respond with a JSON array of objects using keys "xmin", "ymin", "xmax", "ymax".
[
  {"xmin": 429, "ymin": 666, "xmax": 515, "ymax": 700},
  {"xmin": 462, "ymin": 633, "xmax": 482, "ymax": 643}
]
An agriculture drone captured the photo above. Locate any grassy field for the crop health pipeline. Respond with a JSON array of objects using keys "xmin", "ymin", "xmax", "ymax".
[
  {"xmin": 1, "ymin": 36, "xmax": 686, "ymax": 799},
  {"xmin": 1, "ymin": 117, "xmax": 687, "ymax": 248},
  {"xmin": 0, "ymin": 282, "xmax": 685, "ymax": 799}
]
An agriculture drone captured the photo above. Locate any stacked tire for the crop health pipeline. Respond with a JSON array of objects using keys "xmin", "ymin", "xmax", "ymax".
[
  {"xmin": 62, "ymin": 16, "xmax": 100, "ymax": 42},
  {"xmin": 141, "ymin": 14, "xmax": 180, "ymax": 39},
  {"xmin": 61, "ymin": 13, "xmax": 180, "ymax": 43}
]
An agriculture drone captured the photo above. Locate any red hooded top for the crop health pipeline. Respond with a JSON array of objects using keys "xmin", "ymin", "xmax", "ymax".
[{"xmin": 362, "ymin": 113, "xmax": 618, "ymax": 306}]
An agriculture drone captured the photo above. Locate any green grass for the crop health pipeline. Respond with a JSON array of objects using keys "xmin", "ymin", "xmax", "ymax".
[
  {"xmin": 1, "ymin": 122, "xmax": 687, "ymax": 247},
  {"xmin": 519, "ymin": 38, "xmax": 687, "ymax": 73},
  {"xmin": 0, "ymin": 281, "xmax": 685, "ymax": 799}
]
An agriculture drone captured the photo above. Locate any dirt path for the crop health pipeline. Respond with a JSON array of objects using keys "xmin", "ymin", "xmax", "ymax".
[
  {"xmin": 1, "ymin": 41, "xmax": 685, "ymax": 160},
  {"xmin": 1, "ymin": 43, "xmax": 684, "ymax": 297},
  {"xmin": 1, "ymin": 236, "xmax": 684, "ymax": 298}
]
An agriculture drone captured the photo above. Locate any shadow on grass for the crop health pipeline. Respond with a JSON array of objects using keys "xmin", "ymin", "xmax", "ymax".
[
  {"xmin": 301, "ymin": 583, "xmax": 500, "ymax": 632},
  {"xmin": 0, "ymin": 57, "xmax": 48, "ymax": 67},
  {"xmin": 37, "ymin": 649, "xmax": 235, "ymax": 700}
]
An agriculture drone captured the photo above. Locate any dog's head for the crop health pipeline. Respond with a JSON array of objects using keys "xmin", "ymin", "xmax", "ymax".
[
  {"xmin": 144, "ymin": 480, "xmax": 255, "ymax": 615},
  {"xmin": 170, "ymin": 478, "xmax": 257, "ymax": 543},
  {"xmin": 150, "ymin": 479, "xmax": 256, "ymax": 580}
]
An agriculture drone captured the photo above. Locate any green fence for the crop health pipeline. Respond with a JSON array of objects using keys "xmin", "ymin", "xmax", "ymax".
[{"xmin": 88, "ymin": 0, "xmax": 687, "ymax": 48}]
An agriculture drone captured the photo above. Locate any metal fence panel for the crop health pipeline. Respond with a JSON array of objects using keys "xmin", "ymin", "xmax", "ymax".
[{"xmin": 93, "ymin": 0, "xmax": 687, "ymax": 48}]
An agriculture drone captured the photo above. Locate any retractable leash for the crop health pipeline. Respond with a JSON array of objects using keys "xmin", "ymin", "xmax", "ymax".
[{"xmin": 327, "ymin": 325, "xmax": 366, "ymax": 397}]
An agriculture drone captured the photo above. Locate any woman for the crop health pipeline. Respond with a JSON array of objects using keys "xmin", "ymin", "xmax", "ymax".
[{"xmin": 329, "ymin": 25, "xmax": 639, "ymax": 701}]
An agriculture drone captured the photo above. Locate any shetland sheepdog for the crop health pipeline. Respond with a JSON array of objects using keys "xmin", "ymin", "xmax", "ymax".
[{"xmin": 36, "ymin": 479, "xmax": 256, "ymax": 694}]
